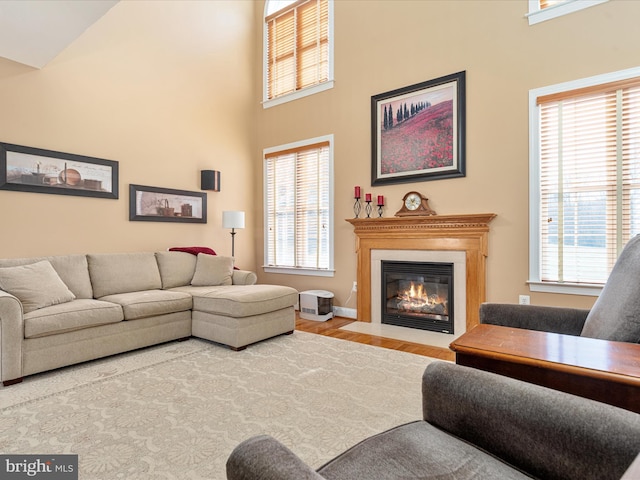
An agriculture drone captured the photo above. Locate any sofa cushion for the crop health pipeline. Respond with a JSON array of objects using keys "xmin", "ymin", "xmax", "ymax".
[
  {"xmin": 0, "ymin": 260, "xmax": 76, "ymax": 313},
  {"xmin": 317, "ymin": 421, "xmax": 531, "ymax": 480},
  {"xmin": 581, "ymin": 234, "xmax": 640, "ymax": 342},
  {"xmin": 155, "ymin": 251, "xmax": 198, "ymax": 289},
  {"xmin": 187, "ymin": 284, "xmax": 298, "ymax": 317},
  {"xmin": 191, "ymin": 254, "xmax": 234, "ymax": 286},
  {"xmin": 24, "ymin": 299, "xmax": 123, "ymax": 338},
  {"xmin": 99, "ymin": 290, "xmax": 192, "ymax": 320},
  {"xmin": 88, "ymin": 253, "xmax": 162, "ymax": 298},
  {"xmin": 0, "ymin": 254, "xmax": 93, "ymax": 299}
]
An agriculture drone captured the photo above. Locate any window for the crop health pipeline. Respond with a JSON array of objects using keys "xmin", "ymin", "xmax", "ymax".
[
  {"xmin": 526, "ymin": 0, "xmax": 608, "ymax": 25},
  {"xmin": 264, "ymin": 136, "xmax": 334, "ymax": 276},
  {"xmin": 263, "ymin": 0, "xmax": 334, "ymax": 108},
  {"xmin": 529, "ymin": 67, "xmax": 640, "ymax": 295}
]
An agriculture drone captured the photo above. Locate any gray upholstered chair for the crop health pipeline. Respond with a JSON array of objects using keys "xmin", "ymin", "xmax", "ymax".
[
  {"xmin": 226, "ymin": 362, "xmax": 640, "ymax": 480},
  {"xmin": 480, "ymin": 234, "xmax": 640, "ymax": 343}
]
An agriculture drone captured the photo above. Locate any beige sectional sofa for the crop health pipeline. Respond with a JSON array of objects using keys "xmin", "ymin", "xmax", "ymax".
[{"xmin": 0, "ymin": 251, "xmax": 298, "ymax": 386}]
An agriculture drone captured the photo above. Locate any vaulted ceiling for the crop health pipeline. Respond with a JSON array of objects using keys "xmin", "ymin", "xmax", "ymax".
[{"xmin": 0, "ymin": 0, "xmax": 119, "ymax": 68}]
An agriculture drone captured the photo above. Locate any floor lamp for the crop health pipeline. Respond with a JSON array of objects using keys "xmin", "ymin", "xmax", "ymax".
[{"xmin": 222, "ymin": 211, "xmax": 245, "ymax": 257}]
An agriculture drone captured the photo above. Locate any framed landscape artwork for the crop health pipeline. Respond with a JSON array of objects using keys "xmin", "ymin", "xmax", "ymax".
[
  {"xmin": 129, "ymin": 184, "xmax": 207, "ymax": 223},
  {"xmin": 371, "ymin": 71, "xmax": 466, "ymax": 185},
  {"xmin": 0, "ymin": 142, "xmax": 119, "ymax": 199}
]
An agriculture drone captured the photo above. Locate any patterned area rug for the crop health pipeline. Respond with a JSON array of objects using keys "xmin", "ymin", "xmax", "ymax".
[{"xmin": 0, "ymin": 331, "xmax": 435, "ymax": 479}]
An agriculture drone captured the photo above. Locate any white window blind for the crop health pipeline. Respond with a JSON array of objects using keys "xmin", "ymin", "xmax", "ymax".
[
  {"xmin": 265, "ymin": 139, "xmax": 332, "ymax": 274},
  {"xmin": 266, "ymin": 0, "xmax": 329, "ymax": 101},
  {"xmin": 536, "ymin": 77, "xmax": 640, "ymax": 286}
]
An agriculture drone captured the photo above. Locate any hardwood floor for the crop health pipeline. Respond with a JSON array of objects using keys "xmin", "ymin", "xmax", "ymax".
[{"xmin": 295, "ymin": 314, "xmax": 455, "ymax": 361}]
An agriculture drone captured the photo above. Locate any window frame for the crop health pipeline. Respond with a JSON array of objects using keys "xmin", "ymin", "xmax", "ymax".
[
  {"xmin": 262, "ymin": 0, "xmax": 334, "ymax": 109},
  {"xmin": 526, "ymin": 0, "xmax": 608, "ymax": 25},
  {"xmin": 528, "ymin": 66, "xmax": 640, "ymax": 296},
  {"xmin": 263, "ymin": 134, "xmax": 335, "ymax": 277}
]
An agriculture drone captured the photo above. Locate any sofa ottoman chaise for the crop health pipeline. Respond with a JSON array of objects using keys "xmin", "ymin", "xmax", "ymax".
[
  {"xmin": 187, "ymin": 285, "xmax": 299, "ymax": 350},
  {"xmin": 0, "ymin": 250, "xmax": 298, "ymax": 386}
]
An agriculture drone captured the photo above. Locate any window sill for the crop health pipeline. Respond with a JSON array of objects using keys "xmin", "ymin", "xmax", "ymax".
[
  {"xmin": 262, "ymin": 81, "xmax": 334, "ymax": 109},
  {"xmin": 528, "ymin": 281, "xmax": 603, "ymax": 297},
  {"xmin": 263, "ymin": 266, "xmax": 335, "ymax": 277},
  {"xmin": 526, "ymin": 0, "xmax": 608, "ymax": 25}
]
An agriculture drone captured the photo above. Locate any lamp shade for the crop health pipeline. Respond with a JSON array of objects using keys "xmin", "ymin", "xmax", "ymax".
[{"xmin": 222, "ymin": 211, "xmax": 245, "ymax": 229}]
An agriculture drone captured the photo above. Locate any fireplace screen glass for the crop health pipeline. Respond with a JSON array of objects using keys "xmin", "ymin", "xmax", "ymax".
[{"xmin": 381, "ymin": 261, "xmax": 454, "ymax": 334}]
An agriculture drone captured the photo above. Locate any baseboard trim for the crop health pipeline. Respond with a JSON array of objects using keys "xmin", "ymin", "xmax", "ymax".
[{"xmin": 333, "ymin": 307, "xmax": 357, "ymax": 319}]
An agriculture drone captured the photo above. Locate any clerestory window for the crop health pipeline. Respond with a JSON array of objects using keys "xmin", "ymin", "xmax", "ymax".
[{"xmin": 263, "ymin": 0, "xmax": 334, "ymax": 108}]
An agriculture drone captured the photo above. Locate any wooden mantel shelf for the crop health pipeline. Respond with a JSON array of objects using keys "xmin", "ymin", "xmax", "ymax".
[
  {"xmin": 347, "ymin": 213, "xmax": 497, "ymax": 232},
  {"xmin": 346, "ymin": 213, "xmax": 496, "ymax": 331}
]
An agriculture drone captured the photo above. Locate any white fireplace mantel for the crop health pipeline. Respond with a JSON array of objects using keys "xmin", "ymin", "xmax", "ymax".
[{"xmin": 346, "ymin": 213, "xmax": 496, "ymax": 333}]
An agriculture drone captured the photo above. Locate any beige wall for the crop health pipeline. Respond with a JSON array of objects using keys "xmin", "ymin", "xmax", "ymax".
[
  {"xmin": 0, "ymin": 1, "xmax": 257, "ymax": 269},
  {"xmin": 2, "ymin": 0, "xmax": 637, "ymax": 312},
  {"xmin": 253, "ymin": 0, "xmax": 640, "ymax": 310}
]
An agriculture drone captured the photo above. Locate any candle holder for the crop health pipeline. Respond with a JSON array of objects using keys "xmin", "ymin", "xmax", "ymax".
[
  {"xmin": 365, "ymin": 200, "xmax": 373, "ymax": 218},
  {"xmin": 353, "ymin": 197, "xmax": 362, "ymax": 218},
  {"xmin": 376, "ymin": 195, "xmax": 384, "ymax": 218}
]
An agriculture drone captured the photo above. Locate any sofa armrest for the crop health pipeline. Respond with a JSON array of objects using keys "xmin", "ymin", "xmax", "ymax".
[
  {"xmin": 479, "ymin": 302, "xmax": 589, "ymax": 335},
  {"xmin": 226, "ymin": 435, "xmax": 325, "ymax": 480},
  {"xmin": 0, "ymin": 290, "xmax": 25, "ymax": 384},
  {"xmin": 422, "ymin": 362, "xmax": 640, "ymax": 480},
  {"xmin": 232, "ymin": 269, "xmax": 257, "ymax": 286}
]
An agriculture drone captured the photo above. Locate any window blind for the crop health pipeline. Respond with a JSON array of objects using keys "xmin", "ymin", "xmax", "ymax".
[
  {"xmin": 537, "ymin": 77, "xmax": 640, "ymax": 284},
  {"xmin": 265, "ymin": 141, "xmax": 330, "ymax": 270},
  {"xmin": 266, "ymin": 0, "xmax": 328, "ymax": 100}
]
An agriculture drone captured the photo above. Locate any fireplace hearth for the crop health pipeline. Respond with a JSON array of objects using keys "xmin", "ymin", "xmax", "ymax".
[{"xmin": 381, "ymin": 260, "xmax": 454, "ymax": 334}]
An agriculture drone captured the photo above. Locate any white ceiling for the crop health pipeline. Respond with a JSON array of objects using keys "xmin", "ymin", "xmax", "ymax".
[{"xmin": 0, "ymin": 0, "xmax": 119, "ymax": 68}]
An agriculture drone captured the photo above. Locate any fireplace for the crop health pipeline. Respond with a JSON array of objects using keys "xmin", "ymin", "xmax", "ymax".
[
  {"xmin": 381, "ymin": 261, "xmax": 454, "ymax": 334},
  {"xmin": 346, "ymin": 213, "xmax": 495, "ymax": 352}
]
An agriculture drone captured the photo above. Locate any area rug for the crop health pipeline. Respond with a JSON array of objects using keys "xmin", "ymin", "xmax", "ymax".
[{"xmin": 0, "ymin": 332, "xmax": 435, "ymax": 479}]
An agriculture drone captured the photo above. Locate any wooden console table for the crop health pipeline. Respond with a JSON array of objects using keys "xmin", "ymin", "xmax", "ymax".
[{"xmin": 449, "ymin": 324, "xmax": 640, "ymax": 413}]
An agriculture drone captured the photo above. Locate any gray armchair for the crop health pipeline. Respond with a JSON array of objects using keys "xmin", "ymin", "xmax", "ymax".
[
  {"xmin": 226, "ymin": 362, "xmax": 640, "ymax": 480},
  {"xmin": 481, "ymin": 234, "xmax": 640, "ymax": 343}
]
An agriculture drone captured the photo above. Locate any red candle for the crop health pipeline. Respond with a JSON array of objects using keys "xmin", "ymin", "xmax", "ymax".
[
  {"xmin": 354, "ymin": 186, "xmax": 361, "ymax": 198},
  {"xmin": 365, "ymin": 193, "xmax": 372, "ymax": 202},
  {"xmin": 377, "ymin": 195, "xmax": 384, "ymax": 206}
]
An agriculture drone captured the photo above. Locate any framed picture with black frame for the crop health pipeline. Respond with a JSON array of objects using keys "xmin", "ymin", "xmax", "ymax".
[
  {"xmin": 129, "ymin": 184, "xmax": 207, "ymax": 223},
  {"xmin": 0, "ymin": 142, "xmax": 119, "ymax": 199},
  {"xmin": 371, "ymin": 71, "xmax": 466, "ymax": 185}
]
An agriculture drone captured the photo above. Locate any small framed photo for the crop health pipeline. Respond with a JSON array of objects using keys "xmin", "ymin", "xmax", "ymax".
[
  {"xmin": 0, "ymin": 142, "xmax": 118, "ymax": 199},
  {"xmin": 371, "ymin": 71, "xmax": 466, "ymax": 185},
  {"xmin": 129, "ymin": 184, "xmax": 207, "ymax": 223}
]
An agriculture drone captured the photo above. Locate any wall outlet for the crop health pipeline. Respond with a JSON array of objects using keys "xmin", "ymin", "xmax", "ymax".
[
  {"xmin": 352, "ymin": 281, "xmax": 357, "ymax": 292},
  {"xmin": 333, "ymin": 306, "xmax": 357, "ymax": 319},
  {"xmin": 518, "ymin": 295, "xmax": 530, "ymax": 305}
]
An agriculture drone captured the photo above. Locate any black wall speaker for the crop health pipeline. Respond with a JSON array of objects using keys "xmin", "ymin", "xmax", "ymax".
[{"xmin": 201, "ymin": 170, "xmax": 221, "ymax": 191}]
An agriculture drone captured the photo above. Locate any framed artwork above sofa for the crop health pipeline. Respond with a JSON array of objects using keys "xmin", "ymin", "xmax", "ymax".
[{"xmin": 129, "ymin": 184, "xmax": 207, "ymax": 223}]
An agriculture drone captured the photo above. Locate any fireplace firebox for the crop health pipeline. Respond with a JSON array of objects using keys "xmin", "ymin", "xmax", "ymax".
[{"xmin": 381, "ymin": 261, "xmax": 454, "ymax": 334}]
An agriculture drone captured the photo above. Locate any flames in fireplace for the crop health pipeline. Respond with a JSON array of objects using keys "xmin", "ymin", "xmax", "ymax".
[
  {"xmin": 388, "ymin": 281, "xmax": 448, "ymax": 318},
  {"xmin": 381, "ymin": 260, "xmax": 454, "ymax": 333}
]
